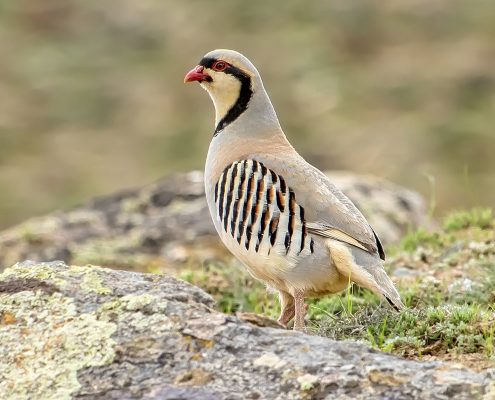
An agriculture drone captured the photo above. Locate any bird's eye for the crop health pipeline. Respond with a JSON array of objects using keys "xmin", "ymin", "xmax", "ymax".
[{"xmin": 212, "ymin": 61, "xmax": 227, "ymax": 71}]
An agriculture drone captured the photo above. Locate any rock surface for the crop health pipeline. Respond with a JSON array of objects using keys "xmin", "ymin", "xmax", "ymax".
[
  {"xmin": 1, "ymin": 261, "xmax": 492, "ymax": 400},
  {"xmin": 0, "ymin": 171, "xmax": 427, "ymax": 273}
]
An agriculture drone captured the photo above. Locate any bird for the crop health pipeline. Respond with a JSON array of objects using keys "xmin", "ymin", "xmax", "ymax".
[{"xmin": 184, "ymin": 49, "xmax": 404, "ymax": 331}]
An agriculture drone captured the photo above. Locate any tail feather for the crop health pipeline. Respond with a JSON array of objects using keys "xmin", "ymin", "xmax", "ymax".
[
  {"xmin": 327, "ymin": 240, "xmax": 405, "ymax": 311},
  {"xmin": 367, "ymin": 266, "xmax": 405, "ymax": 311}
]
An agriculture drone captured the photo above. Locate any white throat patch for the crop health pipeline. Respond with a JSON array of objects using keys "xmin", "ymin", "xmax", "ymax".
[{"xmin": 201, "ymin": 72, "xmax": 242, "ymax": 126}]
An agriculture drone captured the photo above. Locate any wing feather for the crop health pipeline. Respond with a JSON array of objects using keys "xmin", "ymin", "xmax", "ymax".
[
  {"xmin": 306, "ymin": 223, "xmax": 370, "ymax": 253},
  {"xmin": 249, "ymin": 153, "xmax": 385, "ymax": 260}
]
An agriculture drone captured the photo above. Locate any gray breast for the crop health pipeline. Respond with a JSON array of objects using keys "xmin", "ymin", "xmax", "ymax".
[{"xmin": 214, "ymin": 159, "xmax": 315, "ymax": 258}]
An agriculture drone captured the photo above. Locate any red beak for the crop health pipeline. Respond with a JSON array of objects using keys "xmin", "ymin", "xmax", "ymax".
[{"xmin": 184, "ymin": 65, "xmax": 211, "ymax": 83}]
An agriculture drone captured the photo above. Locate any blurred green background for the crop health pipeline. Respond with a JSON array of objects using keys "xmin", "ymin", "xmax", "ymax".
[{"xmin": 0, "ymin": 0, "xmax": 494, "ymax": 229}]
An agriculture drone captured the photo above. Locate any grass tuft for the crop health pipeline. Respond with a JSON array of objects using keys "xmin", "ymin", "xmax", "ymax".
[
  {"xmin": 443, "ymin": 208, "xmax": 493, "ymax": 232},
  {"xmin": 313, "ymin": 305, "xmax": 494, "ymax": 357},
  {"xmin": 399, "ymin": 229, "xmax": 446, "ymax": 253},
  {"xmin": 180, "ymin": 262, "xmax": 280, "ymax": 318}
]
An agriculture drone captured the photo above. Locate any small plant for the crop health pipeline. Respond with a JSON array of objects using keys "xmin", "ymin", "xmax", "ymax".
[
  {"xmin": 367, "ymin": 317, "xmax": 393, "ymax": 352},
  {"xmin": 443, "ymin": 208, "xmax": 493, "ymax": 232},
  {"xmin": 399, "ymin": 228, "xmax": 444, "ymax": 253}
]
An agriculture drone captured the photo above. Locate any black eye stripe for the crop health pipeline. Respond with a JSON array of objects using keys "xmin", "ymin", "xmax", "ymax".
[
  {"xmin": 199, "ymin": 57, "xmax": 246, "ymax": 77},
  {"xmin": 199, "ymin": 57, "xmax": 216, "ymax": 69}
]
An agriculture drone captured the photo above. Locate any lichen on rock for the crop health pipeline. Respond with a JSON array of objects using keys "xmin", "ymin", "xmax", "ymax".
[{"xmin": 0, "ymin": 277, "xmax": 116, "ymax": 399}]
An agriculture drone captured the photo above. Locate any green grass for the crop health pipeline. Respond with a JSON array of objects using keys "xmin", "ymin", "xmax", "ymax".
[
  {"xmin": 393, "ymin": 207, "xmax": 494, "ymax": 254},
  {"xmin": 180, "ymin": 263, "xmax": 280, "ymax": 318},
  {"xmin": 313, "ymin": 304, "xmax": 494, "ymax": 358},
  {"xmin": 398, "ymin": 228, "xmax": 447, "ymax": 253},
  {"xmin": 443, "ymin": 208, "xmax": 493, "ymax": 232}
]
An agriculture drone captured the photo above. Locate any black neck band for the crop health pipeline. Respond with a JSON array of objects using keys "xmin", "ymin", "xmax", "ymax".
[{"xmin": 199, "ymin": 57, "xmax": 253, "ymax": 136}]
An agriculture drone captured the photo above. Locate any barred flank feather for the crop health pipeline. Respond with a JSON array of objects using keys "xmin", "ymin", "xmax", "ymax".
[{"xmin": 214, "ymin": 160, "xmax": 311, "ymax": 258}]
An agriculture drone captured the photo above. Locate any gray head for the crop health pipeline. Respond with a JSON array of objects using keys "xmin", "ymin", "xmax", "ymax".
[{"xmin": 184, "ymin": 49, "xmax": 278, "ymax": 136}]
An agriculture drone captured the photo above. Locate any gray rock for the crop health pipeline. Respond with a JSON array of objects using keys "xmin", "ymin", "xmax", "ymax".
[
  {"xmin": 0, "ymin": 261, "xmax": 492, "ymax": 400},
  {"xmin": 0, "ymin": 171, "xmax": 427, "ymax": 273},
  {"xmin": 392, "ymin": 267, "xmax": 420, "ymax": 278},
  {"xmin": 327, "ymin": 171, "xmax": 428, "ymax": 244}
]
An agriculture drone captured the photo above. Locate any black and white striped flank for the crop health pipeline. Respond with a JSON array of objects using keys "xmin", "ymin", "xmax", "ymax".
[{"xmin": 214, "ymin": 160, "xmax": 315, "ymax": 257}]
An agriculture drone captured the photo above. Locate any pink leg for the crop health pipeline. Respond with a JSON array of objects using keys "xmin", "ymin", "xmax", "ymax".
[
  {"xmin": 277, "ymin": 291, "xmax": 295, "ymax": 327},
  {"xmin": 293, "ymin": 290, "xmax": 307, "ymax": 331}
]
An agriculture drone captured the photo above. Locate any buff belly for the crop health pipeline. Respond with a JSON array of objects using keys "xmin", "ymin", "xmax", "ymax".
[{"xmin": 218, "ymin": 227, "xmax": 349, "ymax": 297}]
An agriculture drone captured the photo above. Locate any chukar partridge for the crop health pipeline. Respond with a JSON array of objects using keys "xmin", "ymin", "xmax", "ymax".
[{"xmin": 184, "ymin": 49, "xmax": 404, "ymax": 331}]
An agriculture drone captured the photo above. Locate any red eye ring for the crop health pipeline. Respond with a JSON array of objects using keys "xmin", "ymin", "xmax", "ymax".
[{"xmin": 212, "ymin": 61, "xmax": 228, "ymax": 71}]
